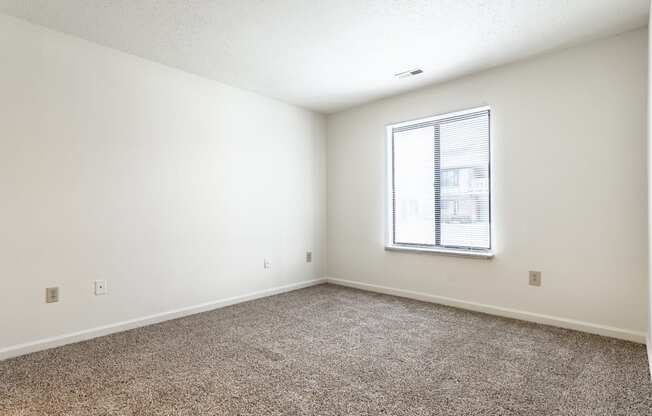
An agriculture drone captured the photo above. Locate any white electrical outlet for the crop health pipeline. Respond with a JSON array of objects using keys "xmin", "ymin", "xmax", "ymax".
[
  {"xmin": 264, "ymin": 259, "xmax": 272, "ymax": 269},
  {"xmin": 94, "ymin": 280, "xmax": 108, "ymax": 295},
  {"xmin": 45, "ymin": 287, "xmax": 59, "ymax": 303},
  {"xmin": 528, "ymin": 271, "xmax": 542, "ymax": 287}
]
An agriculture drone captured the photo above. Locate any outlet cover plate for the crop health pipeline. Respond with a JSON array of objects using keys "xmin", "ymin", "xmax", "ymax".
[
  {"xmin": 46, "ymin": 287, "xmax": 59, "ymax": 303},
  {"xmin": 94, "ymin": 280, "xmax": 108, "ymax": 295},
  {"xmin": 529, "ymin": 271, "xmax": 542, "ymax": 287}
]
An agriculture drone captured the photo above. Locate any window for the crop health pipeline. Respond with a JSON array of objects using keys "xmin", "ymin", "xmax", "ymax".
[
  {"xmin": 441, "ymin": 169, "xmax": 459, "ymax": 187},
  {"xmin": 386, "ymin": 107, "xmax": 491, "ymax": 257}
]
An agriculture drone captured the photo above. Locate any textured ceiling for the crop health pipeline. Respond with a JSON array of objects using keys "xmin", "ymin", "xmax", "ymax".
[{"xmin": 0, "ymin": 1, "xmax": 648, "ymax": 113}]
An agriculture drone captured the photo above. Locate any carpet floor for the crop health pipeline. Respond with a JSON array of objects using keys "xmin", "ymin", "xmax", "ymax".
[{"xmin": 1, "ymin": 284, "xmax": 651, "ymax": 415}]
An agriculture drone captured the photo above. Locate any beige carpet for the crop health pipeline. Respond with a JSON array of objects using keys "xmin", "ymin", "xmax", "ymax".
[{"xmin": 1, "ymin": 284, "xmax": 651, "ymax": 415}]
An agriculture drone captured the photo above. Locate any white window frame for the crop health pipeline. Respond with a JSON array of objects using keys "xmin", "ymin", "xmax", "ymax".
[{"xmin": 384, "ymin": 105, "xmax": 494, "ymax": 259}]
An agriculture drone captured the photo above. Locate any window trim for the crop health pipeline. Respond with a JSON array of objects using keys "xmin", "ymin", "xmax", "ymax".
[
  {"xmin": 384, "ymin": 105, "xmax": 493, "ymax": 258},
  {"xmin": 384, "ymin": 245, "xmax": 494, "ymax": 259}
]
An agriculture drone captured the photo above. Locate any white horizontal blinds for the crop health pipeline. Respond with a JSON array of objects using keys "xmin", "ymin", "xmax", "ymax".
[
  {"xmin": 391, "ymin": 108, "xmax": 490, "ymax": 251},
  {"xmin": 439, "ymin": 111, "xmax": 490, "ymax": 249},
  {"xmin": 392, "ymin": 125, "xmax": 435, "ymax": 245}
]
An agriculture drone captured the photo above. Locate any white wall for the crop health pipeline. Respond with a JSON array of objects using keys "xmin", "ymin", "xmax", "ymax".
[
  {"xmin": 0, "ymin": 13, "xmax": 647, "ymax": 358},
  {"xmin": 0, "ymin": 14, "xmax": 326, "ymax": 353},
  {"xmin": 327, "ymin": 29, "xmax": 648, "ymax": 339}
]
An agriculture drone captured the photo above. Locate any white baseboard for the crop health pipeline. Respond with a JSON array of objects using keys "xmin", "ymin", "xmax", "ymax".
[
  {"xmin": 2, "ymin": 277, "xmax": 644, "ymax": 362},
  {"xmin": 0, "ymin": 278, "xmax": 326, "ymax": 361},
  {"xmin": 325, "ymin": 277, "xmax": 646, "ymax": 344}
]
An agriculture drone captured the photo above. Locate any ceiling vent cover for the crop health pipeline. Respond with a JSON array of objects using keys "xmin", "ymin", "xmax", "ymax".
[{"xmin": 395, "ymin": 69, "xmax": 423, "ymax": 79}]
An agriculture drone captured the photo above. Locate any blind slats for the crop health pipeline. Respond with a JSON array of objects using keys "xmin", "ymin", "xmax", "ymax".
[{"xmin": 390, "ymin": 109, "xmax": 491, "ymax": 251}]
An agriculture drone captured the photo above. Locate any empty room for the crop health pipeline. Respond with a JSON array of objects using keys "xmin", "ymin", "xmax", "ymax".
[{"xmin": 1, "ymin": 1, "xmax": 652, "ymax": 414}]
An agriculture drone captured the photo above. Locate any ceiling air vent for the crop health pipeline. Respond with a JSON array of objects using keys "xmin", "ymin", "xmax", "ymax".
[{"xmin": 395, "ymin": 69, "xmax": 423, "ymax": 79}]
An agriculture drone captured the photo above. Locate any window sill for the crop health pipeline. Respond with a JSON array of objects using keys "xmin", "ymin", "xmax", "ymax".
[{"xmin": 384, "ymin": 245, "xmax": 494, "ymax": 259}]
